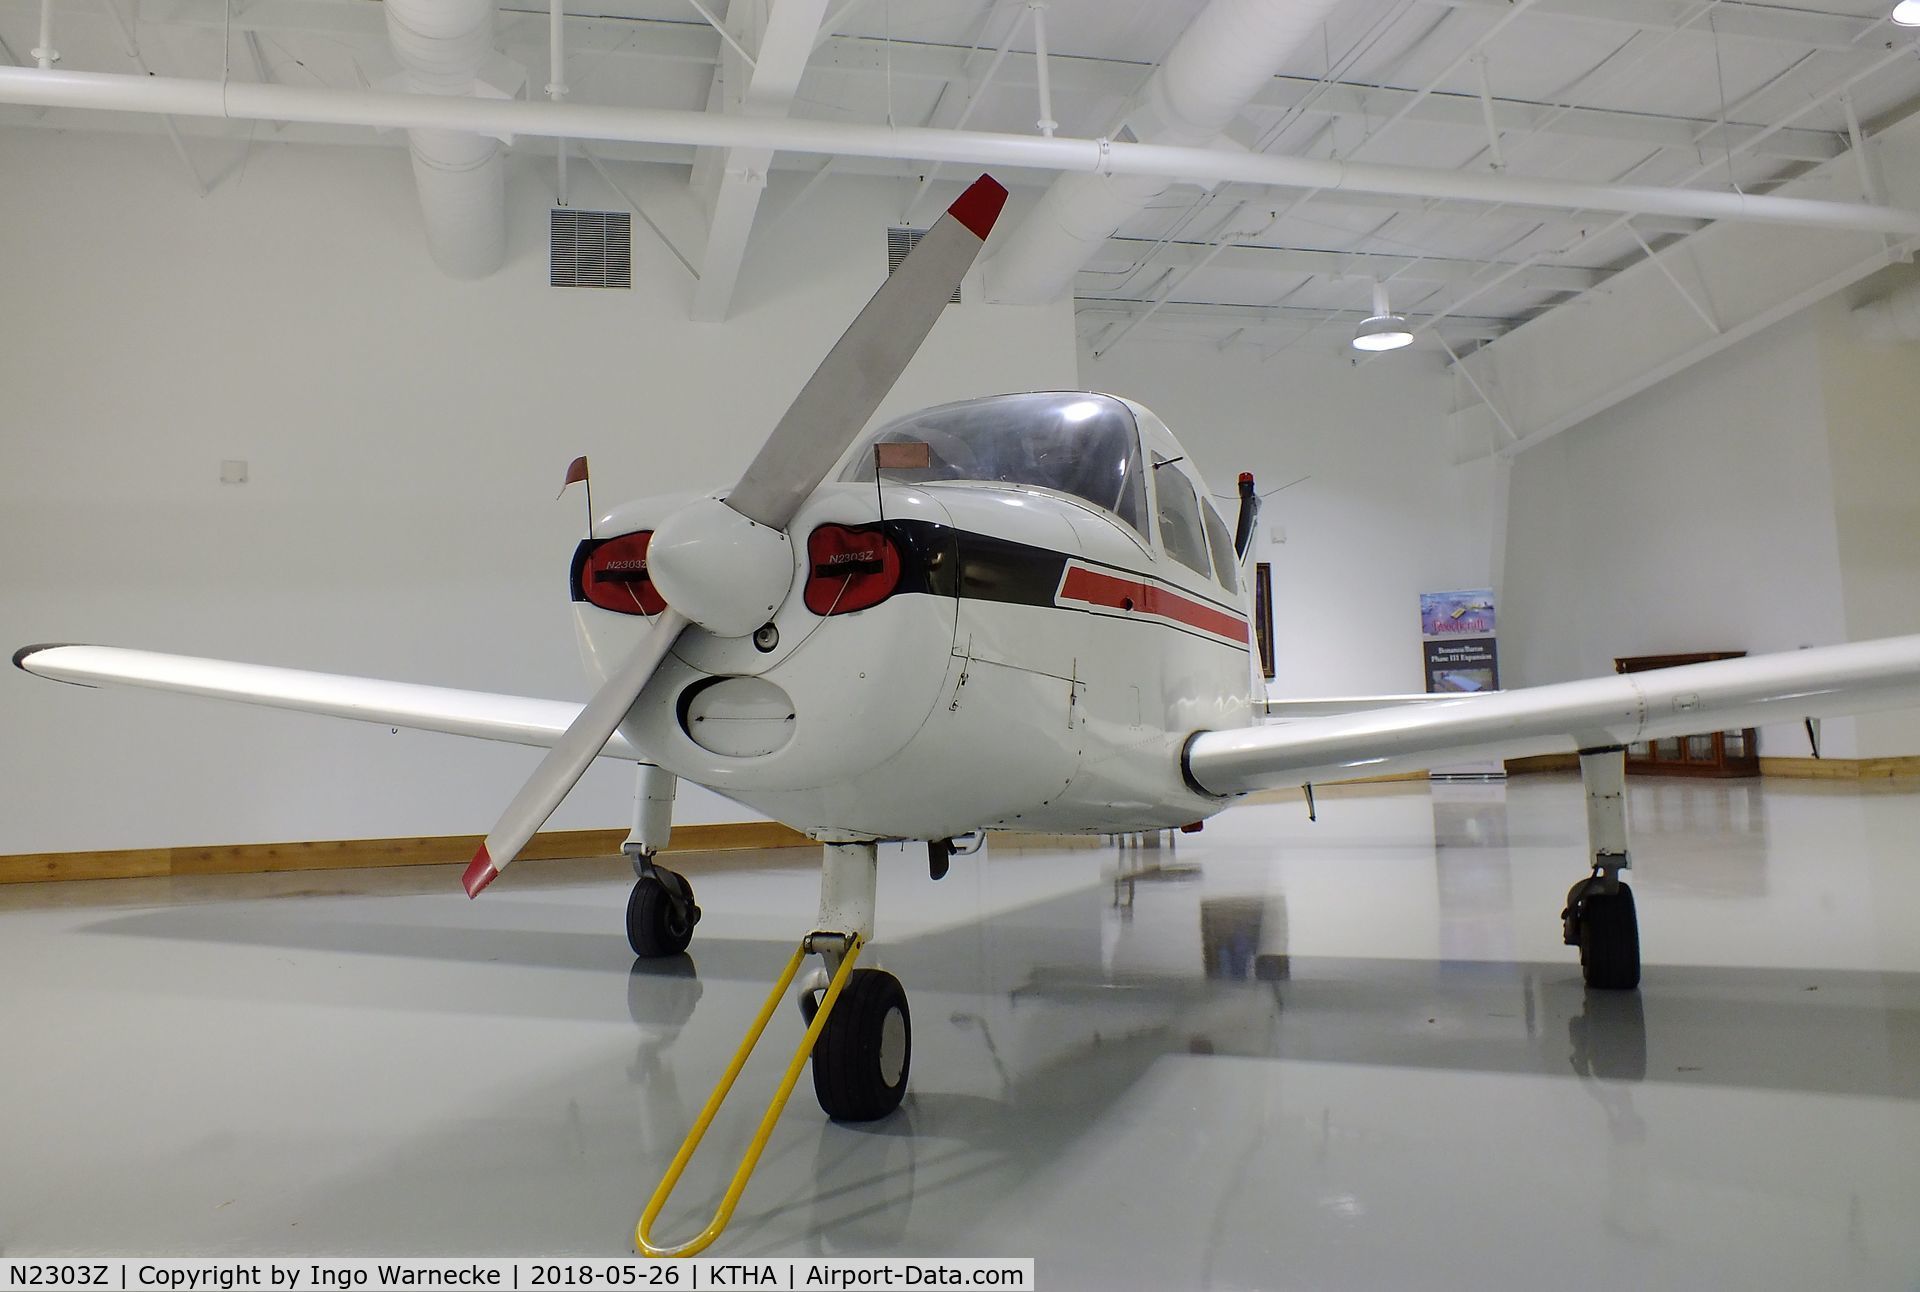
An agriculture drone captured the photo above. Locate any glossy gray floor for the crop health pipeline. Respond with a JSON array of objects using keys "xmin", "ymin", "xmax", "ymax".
[{"xmin": 3, "ymin": 775, "xmax": 1918, "ymax": 1289}]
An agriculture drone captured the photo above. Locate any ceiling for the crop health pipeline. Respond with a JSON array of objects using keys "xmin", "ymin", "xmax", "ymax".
[{"xmin": 4, "ymin": 0, "xmax": 1918, "ymax": 355}]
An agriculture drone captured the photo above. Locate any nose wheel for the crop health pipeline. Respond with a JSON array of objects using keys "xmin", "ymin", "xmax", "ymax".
[
  {"xmin": 628, "ymin": 866, "xmax": 700, "ymax": 958},
  {"xmin": 811, "ymin": 967, "xmax": 911, "ymax": 1122}
]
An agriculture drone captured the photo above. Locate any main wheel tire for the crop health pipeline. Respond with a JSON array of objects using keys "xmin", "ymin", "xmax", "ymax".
[
  {"xmin": 812, "ymin": 968, "xmax": 911, "ymax": 1122},
  {"xmin": 627, "ymin": 873, "xmax": 696, "ymax": 958},
  {"xmin": 1579, "ymin": 881, "xmax": 1641, "ymax": 991}
]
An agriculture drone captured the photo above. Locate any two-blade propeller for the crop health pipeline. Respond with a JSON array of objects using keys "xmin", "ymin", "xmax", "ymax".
[{"xmin": 463, "ymin": 174, "xmax": 1009, "ymax": 897}]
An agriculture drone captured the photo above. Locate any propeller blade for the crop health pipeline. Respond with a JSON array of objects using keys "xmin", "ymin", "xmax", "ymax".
[
  {"xmin": 723, "ymin": 174, "xmax": 1008, "ymax": 531},
  {"xmin": 463, "ymin": 608, "xmax": 689, "ymax": 897}
]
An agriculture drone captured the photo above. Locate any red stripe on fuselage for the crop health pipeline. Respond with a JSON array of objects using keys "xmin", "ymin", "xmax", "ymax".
[{"xmin": 1057, "ymin": 565, "xmax": 1249, "ymax": 644}]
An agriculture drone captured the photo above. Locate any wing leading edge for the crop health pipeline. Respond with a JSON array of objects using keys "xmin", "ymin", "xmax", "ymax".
[
  {"xmin": 13, "ymin": 643, "xmax": 640, "ymax": 758},
  {"xmin": 1189, "ymin": 634, "xmax": 1920, "ymax": 797}
]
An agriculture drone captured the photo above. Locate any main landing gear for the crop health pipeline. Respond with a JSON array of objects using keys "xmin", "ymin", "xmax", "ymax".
[{"xmin": 1561, "ymin": 747, "xmax": 1641, "ymax": 991}]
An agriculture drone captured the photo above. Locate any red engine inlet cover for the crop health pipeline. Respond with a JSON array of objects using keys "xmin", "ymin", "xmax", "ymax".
[
  {"xmin": 805, "ymin": 524, "xmax": 902, "ymax": 616},
  {"xmin": 581, "ymin": 531, "xmax": 667, "ymax": 616}
]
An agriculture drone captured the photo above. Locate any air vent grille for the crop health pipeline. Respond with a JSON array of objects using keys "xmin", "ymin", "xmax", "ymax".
[
  {"xmin": 887, "ymin": 227, "xmax": 962, "ymax": 303},
  {"xmin": 551, "ymin": 209, "xmax": 632, "ymax": 289}
]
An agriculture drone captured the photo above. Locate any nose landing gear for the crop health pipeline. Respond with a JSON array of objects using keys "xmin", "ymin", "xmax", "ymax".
[
  {"xmin": 812, "ymin": 965, "xmax": 911, "ymax": 1122},
  {"xmin": 628, "ymin": 865, "xmax": 701, "ymax": 958},
  {"xmin": 622, "ymin": 762, "xmax": 699, "ymax": 958}
]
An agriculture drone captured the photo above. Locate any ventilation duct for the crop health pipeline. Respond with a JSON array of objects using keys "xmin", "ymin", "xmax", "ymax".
[
  {"xmin": 983, "ymin": 0, "xmax": 1347, "ymax": 306},
  {"xmin": 384, "ymin": 0, "xmax": 509, "ymax": 279},
  {"xmin": 1852, "ymin": 279, "xmax": 1920, "ymax": 343}
]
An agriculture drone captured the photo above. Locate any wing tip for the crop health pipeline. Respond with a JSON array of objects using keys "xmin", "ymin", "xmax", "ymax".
[
  {"xmin": 948, "ymin": 174, "xmax": 1010, "ymax": 240},
  {"xmin": 462, "ymin": 845, "xmax": 499, "ymax": 899},
  {"xmin": 14, "ymin": 642, "xmax": 75, "ymax": 674}
]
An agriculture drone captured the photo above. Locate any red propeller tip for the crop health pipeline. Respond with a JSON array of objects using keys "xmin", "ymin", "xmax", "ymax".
[
  {"xmin": 948, "ymin": 175, "xmax": 1009, "ymax": 241},
  {"xmin": 463, "ymin": 846, "xmax": 499, "ymax": 899}
]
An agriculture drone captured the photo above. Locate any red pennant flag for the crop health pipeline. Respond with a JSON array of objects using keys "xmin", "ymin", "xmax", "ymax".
[
  {"xmin": 874, "ymin": 441, "xmax": 932, "ymax": 471},
  {"xmin": 562, "ymin": 455, "xmax": 589, "ymax": 488}
]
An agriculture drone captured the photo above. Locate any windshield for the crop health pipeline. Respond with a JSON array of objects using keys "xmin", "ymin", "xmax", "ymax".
[{"xmin": 843, "ymin": 392, "xmax": 1148, "ymax": 534}]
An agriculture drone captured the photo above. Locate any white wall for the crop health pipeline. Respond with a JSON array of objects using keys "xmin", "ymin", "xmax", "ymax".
[
  {"xmin": 0, "ymin": 130, "xmax": 1076, "ymax": 853},
  {"xmin": 1500, "ymin": 311, "xmax": 1858, "ymax": 756},
  {"xmin": 1815, "ymin": 280, "xmax": 1920, "ymax": 756},
  {"xmin": 1080, "ymin": 339, "xmax": 1497, "ymax": 697}
]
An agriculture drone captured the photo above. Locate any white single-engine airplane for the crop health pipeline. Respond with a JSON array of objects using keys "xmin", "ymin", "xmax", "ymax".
[{"xmin": 18, "ymin": 174, "xmax": 1920, "ymax": 1128}]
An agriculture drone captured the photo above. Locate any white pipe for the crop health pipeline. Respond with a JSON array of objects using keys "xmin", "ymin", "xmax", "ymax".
[
  {"xmin": 32, "ymin": 0, "xmax": 56, "ymax": 68},
  {"xmin": 385, "ymin": 0, "xmax": 505, "ymax": 278},
  {"xmin": 1029, "ymin": 1, "xmax": 1055, "ymax": 139},
  {"xmin": 1853, "ymin": 279, "xmax": 1920, "ymax": 342},
  {"xmin": 986, "ymin": 0, "xmax": 1347, "ymax": 305},
  {"xmin": 549, "ymin": 0, "xmax": 568, "ymax": 206},
  {"xmin": 100, "ymin": 0, "xmax": 203, "ymax": 195},
  {"xmin": 5, "ymin": 67, "xmax": 1920, "ymax": 238}
]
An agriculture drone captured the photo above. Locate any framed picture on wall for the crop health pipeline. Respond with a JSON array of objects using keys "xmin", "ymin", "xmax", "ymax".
[{"xmin": 1254, "ymin": 563, "xmax": 1276, "ymax": 680}]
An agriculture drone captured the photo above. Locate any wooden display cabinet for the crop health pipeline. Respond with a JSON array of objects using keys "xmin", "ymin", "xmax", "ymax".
[{"xmin": 1613, "ymin": 651, "xmax": 1760, "ymax": 777}]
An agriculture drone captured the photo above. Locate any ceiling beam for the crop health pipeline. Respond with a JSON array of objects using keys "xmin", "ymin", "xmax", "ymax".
[
  {"xmin": 1075, "ymin": 297, "xmax": 1511, "ymax": 337},
  {"xmin": 687, "ymin": 0, "xmax": 834, "ymax": 322},
  {"xmin": 1083, "ymin": 238, "xmax": 1607, "ymax": 291},
  {"xmin": 1449, "ymin": 109, "xmax": 1920, "ymax": 459},
  {"xmin": 811, "ymin": 35, "xmax": 1849, "ymax": 165},
  {"xmin": 1423, "ymin": 0, "xmax": 1881, "ymax": 51},
  {"xmin": 1243, "ymin": 81, "xmax": 1844, "ymax": 165}
]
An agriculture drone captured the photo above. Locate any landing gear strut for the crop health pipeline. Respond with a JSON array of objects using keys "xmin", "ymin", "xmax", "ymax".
[
  {"xmin": 805, "ymin": 840, "xmax": 909, "ymax": 1121},
  {"xmin": 1561, "ymin": 747, "xmax": 1641, "ymax": 990},
  {"xmin": 623, "ymin": 763, "xmax": 700, "ymax": 958}
]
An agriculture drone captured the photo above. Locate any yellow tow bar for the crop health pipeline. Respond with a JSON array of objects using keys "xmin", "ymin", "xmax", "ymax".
[{"xmin": 634, "ymin": 932, "xmax": 865, "ymax": 1258}]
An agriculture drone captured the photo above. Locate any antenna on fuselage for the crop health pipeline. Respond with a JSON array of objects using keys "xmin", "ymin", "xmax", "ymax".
[{"xmin": 560, "ymin": 455, "xmax": 593, "ymax": 539}]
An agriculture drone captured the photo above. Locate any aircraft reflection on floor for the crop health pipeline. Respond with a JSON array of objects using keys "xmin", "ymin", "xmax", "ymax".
[{"xmin": 47, "ymin": 785, "xmax": 1919, "ymax": 1268}]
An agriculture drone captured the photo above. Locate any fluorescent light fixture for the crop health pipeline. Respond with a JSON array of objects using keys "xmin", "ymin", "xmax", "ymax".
[
  {"xmin": 1353, "ymin": 315, "xmax": 1414, "ymax": 351},
  {"xmin": 1895, "ymin": 0, "xmax": 1920, "ymax": 25},
  {"xmin": 1352, "ymin": 280, "xmax": 1414, "ymax": 352}
]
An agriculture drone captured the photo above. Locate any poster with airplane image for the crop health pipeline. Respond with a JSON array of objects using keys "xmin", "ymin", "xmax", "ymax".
[{"xmin": 1420, "ymin": 589, "xmax": 1496, "ymax": 637}]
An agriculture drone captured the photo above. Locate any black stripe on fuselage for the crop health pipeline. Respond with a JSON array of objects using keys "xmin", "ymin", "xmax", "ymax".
[{"xmin": 570, "ymin": 519, "xmax": 1246, "ymax": 646}]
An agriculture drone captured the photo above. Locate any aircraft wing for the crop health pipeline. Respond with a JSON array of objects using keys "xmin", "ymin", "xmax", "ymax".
[
  {"xmin": 12, "ymin": 643, "xmax": 640, "ymax": 758},
  {"xmin": 1189, "ymin": 635, "xmax": 1920, "ymax": 796}
]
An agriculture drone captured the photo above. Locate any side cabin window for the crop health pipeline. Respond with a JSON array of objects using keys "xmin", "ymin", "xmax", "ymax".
[
  {"xmin": 1154, "ymin": 463, "xmax": 1214, "ymax": 580},
  {"xmin": 1201, "ymin": 498, "xmax": 1239, "ymax": 594}
]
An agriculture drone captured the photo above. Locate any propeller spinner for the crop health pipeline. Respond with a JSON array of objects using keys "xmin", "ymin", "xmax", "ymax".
[{"xmin": 463, "ymin": 174, "xmax": 1010, "ymax": 897}]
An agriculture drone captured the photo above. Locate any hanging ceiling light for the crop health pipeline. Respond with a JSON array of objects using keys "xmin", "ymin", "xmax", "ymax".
[
  {"xmin": 1352, "ymin": 281, "xmax": 1414, "ymax": 352},
  {"xmin": 1895, "ymin": 1, "xmax": 1920, "ymax": 25}
]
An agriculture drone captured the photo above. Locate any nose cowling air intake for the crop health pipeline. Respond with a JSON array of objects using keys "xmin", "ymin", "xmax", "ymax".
[{"xmin": 646, "ymin": 497, "xmax": 795, "ymax": 639}]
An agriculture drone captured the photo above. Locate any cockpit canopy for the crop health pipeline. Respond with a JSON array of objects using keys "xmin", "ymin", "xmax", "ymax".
[{"xmin": 842, "ymin": 392, "xmax": 1149, "ymax": 535}]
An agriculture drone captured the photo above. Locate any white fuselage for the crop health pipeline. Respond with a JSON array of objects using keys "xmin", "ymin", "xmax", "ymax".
[{"xmin": 572, "ymin": 401, "xmax": 1256, "ymax": 841}]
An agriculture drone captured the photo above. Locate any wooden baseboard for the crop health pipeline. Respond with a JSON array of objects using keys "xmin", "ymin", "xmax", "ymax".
[
  {"xmin": 1506, "ymin": 753, "xmax": 1580, "ymax": 774},
  {"xmin": 1758, "ymin": 755, "xmax": 1920, "ymax": 780},
  {"xmin": 1506, "ymin": 752, "xmax": 1920, "ymax": 779},
  {"xmin": 0, "ymin": 821, "xmax": 814, "ymax": 887}
]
